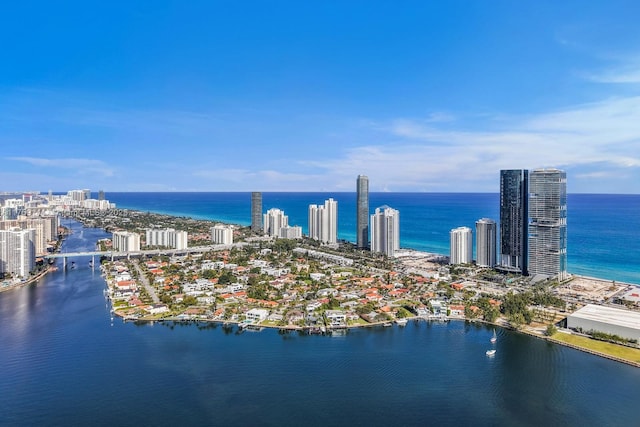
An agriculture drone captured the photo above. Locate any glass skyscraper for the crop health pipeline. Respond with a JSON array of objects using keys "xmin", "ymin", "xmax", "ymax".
[
  {"xmin": 356, "ymin": 175, "xmax": 369, "ymax": 249},
  {"xmin": 251, "ymin": 192, "xmax": 262, "ymax": 233},
  {"xmin": 499, "ymin": 169, "xmax": 528, "ymax": 275},
  {"xmin": 528, "ymin": 168, "xmax": 567, "ymax": 281}
]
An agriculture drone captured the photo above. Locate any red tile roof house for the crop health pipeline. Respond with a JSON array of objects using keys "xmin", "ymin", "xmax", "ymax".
[
  {"xmin": 448, "ymin": 304, "xmax": 465, "ymax": 317},
  {"xmin": 116, "ymin": 280, "xmax": 137, "ymax": 290}
]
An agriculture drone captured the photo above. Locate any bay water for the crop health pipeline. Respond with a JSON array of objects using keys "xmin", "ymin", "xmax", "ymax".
[{"xmin": 1, "ymin": 217, "xmax": 640, "ymax": 426}]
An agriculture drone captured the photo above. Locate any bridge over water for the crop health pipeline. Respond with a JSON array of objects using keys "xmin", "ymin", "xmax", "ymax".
[{"xmin": 44, "ymin": 243, "xmax": 245, "ymax": 268}]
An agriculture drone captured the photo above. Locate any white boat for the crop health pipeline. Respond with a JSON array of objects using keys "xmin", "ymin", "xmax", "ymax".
[
  {"xmin": 490, "ymin": 329, "xmax": 497, "ymax": 344},
  {"xmin": 486, "ymin": 349, "xmax": 496, "ymax": 356},
  {"xmin": 395, "ymin": 318, "xmax": 408, "ymax": 326}
]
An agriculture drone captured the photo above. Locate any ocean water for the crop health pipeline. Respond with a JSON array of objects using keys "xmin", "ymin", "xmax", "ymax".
[
  {"xmin": 107, "ymin": 192, "xmax": 640, "ymax": 285},
  {"xmin": 0, "ymin": 221, "xmax": 639, "ymax": 426}
]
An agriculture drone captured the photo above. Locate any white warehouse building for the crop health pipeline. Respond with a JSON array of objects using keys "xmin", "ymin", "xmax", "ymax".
[{"xmin": 566, "ymin": 304, "xmax": 640, "ymax": 342}]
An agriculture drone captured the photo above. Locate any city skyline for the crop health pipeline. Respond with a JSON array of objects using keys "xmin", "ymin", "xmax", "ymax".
[{"xmin": 1, "ymin": 2, "xmax": 639, "ymax": 194}]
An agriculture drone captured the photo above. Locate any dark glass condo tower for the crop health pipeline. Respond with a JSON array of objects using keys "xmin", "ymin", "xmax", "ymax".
[
  {"xmin": 356, "ymin": 175, "xmax": 369, "ymax": 249},
  {"xmin": 500, "ymin": 170, "xmax": 528, "ymax": 275},
  {"xmin": 251, "ymin": 192, "xmax": 262, "ymax": 233}
]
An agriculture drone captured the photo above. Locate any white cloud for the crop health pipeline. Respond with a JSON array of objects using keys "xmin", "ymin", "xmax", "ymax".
[
  {"xmin": 301, "ymin": 95, "xmax": 640, "ymax": 193},
  {"xmin": 7, "ymin": 157, "xmax": 115, "ymax": 177},
  {"xmin": 585, "ymin": 61, "xmax": 640, "ymax": 84}
]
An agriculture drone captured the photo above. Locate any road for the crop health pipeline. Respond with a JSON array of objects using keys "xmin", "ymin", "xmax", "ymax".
[{"xmin": 132, "ymin": 259, "xmax": 160, "ymax": 304}]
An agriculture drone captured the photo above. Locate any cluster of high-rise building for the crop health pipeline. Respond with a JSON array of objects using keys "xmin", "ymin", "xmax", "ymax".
[
  {"xmin": 262, "ymin": 207, "xmax": 303, "ymax": 239},
  {"xmin": 308, "ymin": 198, "xmax": 337, "ymax": 244},
  {"xmin": 251, "ymin": 174, "xmax": 400, "ymax": 257},
  {"xmin": 449, "ymin": 168, "xmax": 567, "ymax": 281},
  {"xmin": 57, "ymin": 189, "xmax": 115, "ymax": 210},
  {"xmin": 0, "ymin": 192, "xmax": 67, "ymax": 278}
]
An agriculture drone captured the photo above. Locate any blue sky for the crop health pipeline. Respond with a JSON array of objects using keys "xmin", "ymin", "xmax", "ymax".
[{"xmin": 1, "ymin": 1, "xmax": 639, "ymax": 193}]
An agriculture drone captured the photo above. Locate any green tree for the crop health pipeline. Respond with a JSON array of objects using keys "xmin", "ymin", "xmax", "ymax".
[
  {"xmin": 201, "ymin": 269, "xmax": 216, "ymax": 279},
  {"xmin": 545, "ymin": 324, "xmax": 558, "ymax": 336}
]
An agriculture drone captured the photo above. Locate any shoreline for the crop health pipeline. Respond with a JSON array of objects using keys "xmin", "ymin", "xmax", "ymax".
[
  {"xmin": 0, "ymin": 266, "xmax": 52, "ymax": 294},
  {"xmin": 112, "ymin": 307, "xmax": 640, "ymax": 368},
  {"xmin": 56, "ymin": 213, "xmax": 640, "ymax": 368}
]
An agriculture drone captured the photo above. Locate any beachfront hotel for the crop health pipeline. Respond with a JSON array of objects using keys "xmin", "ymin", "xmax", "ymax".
[
  {"xmin": 528, "ymin": 168, "xmax": 567, "ymax": 281},
  {"xmin": 475, "ymin": 218, "xmax": 497, "ymax": 267},
  {"xmin": 450, "ymin": 226, "xmax": 472, "ymax": 265},
  {"xmin": 499, "ymin": 169, "xmax": 529, "ymax": 275},
  {"xmin": 308, "ymin": 198, "xmax": 338, "ymax": 244},
  {"xmin": 370, "ymin": 206, "xmax": 400, "ymax": 257},
  {"xmin": 356, "ymin": 175, "xmax": 369, "ymax": 249}
]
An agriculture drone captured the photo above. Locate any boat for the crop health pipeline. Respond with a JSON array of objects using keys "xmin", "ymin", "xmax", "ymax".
[
  {"xmin": 486, "ymin": 349, "xmax": 496, "ymax": 356},
  {"xmin": 490, "ymin": 329, "xmax": 497, "ymax": 344},
  {"xmin": 383, "ymin": 322, "xmax": 393, "ymax": 327},
  {"xmin": 395, "ymin": 318, "xmax": 408, "ymax": 326}
]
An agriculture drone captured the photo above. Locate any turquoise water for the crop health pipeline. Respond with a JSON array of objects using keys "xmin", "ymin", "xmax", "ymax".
[{"xmin": 107, "ymin": 192, "xmax": 640, "ymax": 285}]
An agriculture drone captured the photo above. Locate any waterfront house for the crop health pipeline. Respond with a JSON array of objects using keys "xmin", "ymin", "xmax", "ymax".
[
  {"xmin": 147, "ymin": 304, "xmax": 169, "ymax": 315},
  {"xmin": 246, "ymin": 308, "xmax": 269, "ymax": 323},
  {"xmin": 325, "ymin": 310, "xmax": 347, "ymax": 327},
  {"xmin": 448, "ymin": 304, "xmax": 465, "ymax": 317}
]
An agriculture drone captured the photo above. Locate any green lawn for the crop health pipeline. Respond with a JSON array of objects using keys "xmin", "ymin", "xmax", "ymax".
[{"xmin": 551, "ymin": 332, "xmax": 640, "ymax": 364}]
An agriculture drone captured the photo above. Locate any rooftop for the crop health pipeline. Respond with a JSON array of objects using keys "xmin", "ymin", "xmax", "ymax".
[{"xmin": 569, "ymin": 304, "xmax": 640, "ymax": 330}]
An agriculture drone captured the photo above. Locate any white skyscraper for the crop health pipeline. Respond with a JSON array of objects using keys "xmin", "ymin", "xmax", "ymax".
[
  {"xmin": 475, "ymin": 218, "xmax": 497, "ymax": 267},
  {"xmin": 0, "ymin": 228, "xmax": 36, "ymax": 278},
  {"xmin": 450, "ymin": 226, "xmax": 472, "ymax": 265},
  {"xmin": 263, "ymin": 208, "xmax": 289, "ymax": 238},
  {"xmin": 146, "ymin": 228, "xmax": 188, "ymax": 250},
  {"xmin": 112, "ymin": 231, "xmax": 141, "ymax": 252},
  {"xmin": 211, "ymin": 224, "xmax": 234, "ymax": 245},
  {"xmin": 370, "ymin": 206, "xmax": 400, "ymax": 257},
  {"xmin": 308, "ymin": 198, "xmax": 337, "ymax": 244}
]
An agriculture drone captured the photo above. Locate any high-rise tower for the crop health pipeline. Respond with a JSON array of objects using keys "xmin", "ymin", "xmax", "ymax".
[
  {"xmin": 499, "ymin": 169, "xmax": 529, "ymax": 275},
  {"xmin": 251, "ymin": 192, "xmax": 262, "ymax": 233},
  {"xmin": 308, "ymin": 198, "xmax": 338, "ymax": 244},
  {"xmin": 528, "ymin": 168, "xmax": 567, "ymax": 281},
  {"xmin": 263, "ymin": 208, "xmax": 288, "ymax": 238},
  {"xmin": 475, "ymin": 218, "xmax": 497, "ymax": 267},
  {"xmin": 0, "ymin": 228, "xmax": 35, "ymax": 278},
  {"xmin": 450, "ymin": 226, "xmax": 472, "ymax": 265},
  {"xmin": 356, "ymin": 175, "xmax": 369, "ymax": 249},
  {"xmin": 370, "ymin": 206, "xmax": 400, "ymax": 257}
]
